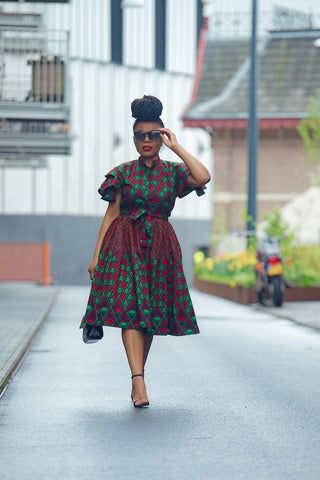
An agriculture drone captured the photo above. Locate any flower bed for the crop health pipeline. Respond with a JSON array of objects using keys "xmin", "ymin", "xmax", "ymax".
[
  {"xmin": 194, "ymin": 250, "xmax": 257, "ymax": 288},
  {"xmin": 193, "ymin": 275, "xmax": 256, "ymax": 305},
  {"xmin": 193, "ymin": 249, "xmax": 320, "ymax": 305},
  {"xmin": 194, "ymin": 275, "xmax": 320, "ymax": 305}
]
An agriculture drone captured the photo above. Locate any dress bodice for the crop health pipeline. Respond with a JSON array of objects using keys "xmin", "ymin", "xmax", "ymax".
[{"xmin": 98, "ymin": 157, "xmax": 205, "ymax": 219}]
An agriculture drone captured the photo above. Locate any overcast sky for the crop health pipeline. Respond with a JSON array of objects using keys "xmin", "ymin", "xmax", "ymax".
[{"xmin": 212, "ymin": 0, "xmax": 320, "ymax": 14}]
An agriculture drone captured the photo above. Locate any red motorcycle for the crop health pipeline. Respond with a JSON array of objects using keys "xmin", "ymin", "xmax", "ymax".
[{"xmin": 255, "ymin": 236, "xmax": 286, "ymax": 307}]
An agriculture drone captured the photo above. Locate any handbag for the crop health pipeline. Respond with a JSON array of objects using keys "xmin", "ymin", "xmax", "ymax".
[{"xmin": 80, "ymin": 317, "xmax": 104, "ymax": 344}]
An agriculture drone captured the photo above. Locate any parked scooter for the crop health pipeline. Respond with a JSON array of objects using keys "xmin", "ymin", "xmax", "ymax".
[{"xmin": 255, "ymin": 236, "xmax": 286, "ymax": 307}]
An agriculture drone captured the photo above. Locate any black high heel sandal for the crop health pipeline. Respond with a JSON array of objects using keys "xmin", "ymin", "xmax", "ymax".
[
  {"xmin": 130, "ymin": 370, "xmax": 144, "ymax": 400},
  {"xmin": 131, "ymin": 374, "xmax": 149, "ymax": 408}
]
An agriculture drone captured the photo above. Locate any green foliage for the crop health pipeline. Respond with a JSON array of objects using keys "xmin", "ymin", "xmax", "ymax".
[
  {"xmin": 262, "ymin": 208, "xmax": 289, "ymax": 237},
  {"xmin": 284, "ymin": 245, "xmax": 320, "ymax": 287},
  {"xmin": 260, "ymin": 208, "xmax": 320, "ymax": 285},
  {"xmin": 194, "ymin": 250, "xmax": 257, "ymax": 287},
  {"xmin": 297, "ymin": 89, "xmax": 320, "ymax": 185},
  {"xmin": 261, "ymin": 208, "xmax": 297, "ymax": 258},
  {"xmin": 197, "ymin": 206, "xmax": 320, "ymax": 288}
]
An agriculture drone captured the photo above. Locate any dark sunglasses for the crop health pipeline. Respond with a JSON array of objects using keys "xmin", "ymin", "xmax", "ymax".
[{"xmin": 134, "ymin": 130, "xmax": 161, "ymax": 142}]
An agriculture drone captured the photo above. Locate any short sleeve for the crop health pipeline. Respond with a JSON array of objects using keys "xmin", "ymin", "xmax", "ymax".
[
  {"xmin": 98, "ymin": 167, "xmax": 123, "ymax": 202},
  {"xmin": 174, "ymin": 163, "xmax": 206, "ymax": 198}
]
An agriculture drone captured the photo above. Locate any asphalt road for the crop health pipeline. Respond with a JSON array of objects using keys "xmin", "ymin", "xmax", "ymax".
[{"xmin": 0, "ymin": 287, "xmax": 319, "ymax": 480}]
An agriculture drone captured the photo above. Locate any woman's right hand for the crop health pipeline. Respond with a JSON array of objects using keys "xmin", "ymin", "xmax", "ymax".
[{"xmin": 88, "ymin": 257, "xmax": 98, "ymax": 280}]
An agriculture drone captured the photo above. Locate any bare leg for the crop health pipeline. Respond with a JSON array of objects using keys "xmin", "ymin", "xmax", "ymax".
[
  {"xmin": 122, "ymin": 329, "xmax": 149, "ymax": 406},
  {"xmin": 143, "ymin": 332, "xmax": 153, "ymax": 369}
]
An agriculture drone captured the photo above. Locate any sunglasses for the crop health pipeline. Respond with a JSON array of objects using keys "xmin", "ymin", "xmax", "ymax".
[{"xmin": 134, "ymin": 130, "xmax": 162, "ymax": 142}]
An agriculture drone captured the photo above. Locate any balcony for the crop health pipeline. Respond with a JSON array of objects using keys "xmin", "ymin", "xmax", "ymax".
[{"xmin": 0, "ymin": 25, "xmax": 70, "ymax": 156}]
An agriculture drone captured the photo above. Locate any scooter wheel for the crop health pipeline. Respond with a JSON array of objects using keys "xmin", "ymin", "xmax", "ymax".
[{"xmin": 271, "ymin": 276, "xmax": 283, "ymax": 307}]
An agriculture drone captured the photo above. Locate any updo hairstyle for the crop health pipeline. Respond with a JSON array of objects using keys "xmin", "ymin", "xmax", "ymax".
[{"xmin": 131, "ymin": 95, "xmax": 164, "ymax": 130}]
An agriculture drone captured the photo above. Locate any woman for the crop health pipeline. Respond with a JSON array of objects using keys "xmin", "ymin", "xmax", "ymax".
[{"xmin": 81, "ymin": 95, "xmax": 211, "ymax": 408}]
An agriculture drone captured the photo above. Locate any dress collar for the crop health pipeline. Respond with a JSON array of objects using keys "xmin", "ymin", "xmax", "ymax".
[{"xmin": 138, "ymin": 156, "xmax": 160, "ymax": 170}]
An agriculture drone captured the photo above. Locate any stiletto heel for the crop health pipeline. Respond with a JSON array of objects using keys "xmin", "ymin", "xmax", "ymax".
[{"xmin": 131, "ymin": 374, "xmax": 149, "ymax": 408}]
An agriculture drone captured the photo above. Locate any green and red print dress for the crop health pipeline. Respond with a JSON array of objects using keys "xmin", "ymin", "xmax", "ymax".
[{"xmin": 82, "ymin": 157, "xmax": 205, "ymax": 336}]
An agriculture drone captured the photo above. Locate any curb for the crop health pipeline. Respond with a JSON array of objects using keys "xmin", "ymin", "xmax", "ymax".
[
  {"xmin": 0, "ymin": 289, "xmax": 59, "ymax": 397},
  {"xmin": 251, "ymin": 303, "xmax": 320, "ymax": 333}
]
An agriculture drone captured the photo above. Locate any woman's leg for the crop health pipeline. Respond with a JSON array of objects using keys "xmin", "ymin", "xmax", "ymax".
[
  {"xmin": 122, "ymin": 329, "xmax": 149, "ymax": 406},
  {"xmin": 143, "ymin": 332, "xmax": 153, "ymax": 369}
]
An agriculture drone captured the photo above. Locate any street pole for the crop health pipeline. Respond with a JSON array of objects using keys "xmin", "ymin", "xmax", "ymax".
[{"xmin": 247, "ymin": 0, "xmax": 258, "ymax": 240}]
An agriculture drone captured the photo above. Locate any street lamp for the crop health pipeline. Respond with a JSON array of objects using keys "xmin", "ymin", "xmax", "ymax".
[{"xmin": 247, "ymin": 0, "xmax": 258, "ymax": 240}]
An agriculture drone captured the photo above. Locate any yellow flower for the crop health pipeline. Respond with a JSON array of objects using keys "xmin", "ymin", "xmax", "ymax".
[
  {"xmin": 204, "ymin": 257, "xmax": 214, "ymax": 270},
  {"xmin": 227, "ymin": 264, "xmax": 234, "ymax": 271},
  {"xmin": 229, "ymin": 280, "xmax": 236, "ymax": 287},
  {"xmin": 194, "ymin": 251, "xmax": 205, "ymax": 265},
  {"xmin": 249, "ymin": 257, "xmax": 257, "ymax": 265},
  {"xmin": 235, "ymin": 261, "xmax": 243, "ymax": 270}
]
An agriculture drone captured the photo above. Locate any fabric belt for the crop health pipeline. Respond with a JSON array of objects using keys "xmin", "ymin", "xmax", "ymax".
[{"xmin": 120, "ymin": 211, "xmax": 168, "ymax": 247}]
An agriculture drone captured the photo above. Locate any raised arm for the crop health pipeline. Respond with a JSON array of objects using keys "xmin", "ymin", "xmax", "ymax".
[
  {"xmin": 88, "ymin": 191, "xmax": 121, "ymax": 280},
  {"xmin": 158, "ymin": 128, "xmax": 211, "ymax": 186}
]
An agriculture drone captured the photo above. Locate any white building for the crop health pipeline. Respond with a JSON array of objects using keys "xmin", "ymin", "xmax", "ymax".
[{"xmin": 0, "ymin": 0, "xmax": 212, "ymax": 284}]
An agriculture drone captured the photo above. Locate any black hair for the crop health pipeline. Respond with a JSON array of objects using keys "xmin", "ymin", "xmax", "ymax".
[{"xmin": 131, "ymin": 95, "xmax": 164, "ymax": 130}]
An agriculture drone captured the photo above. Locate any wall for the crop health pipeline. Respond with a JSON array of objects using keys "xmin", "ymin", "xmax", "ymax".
[
  {"xmin": 0, "ymin": 61, "xmax": 212, "ymax": 218},
  {"xmin": 0, "ymin": 0, "xmax": 212, "ymax": 220},
  {"xmin": 0, "ymin": 0, "xmax": 213, "ymax": 286},
  {"xmin": 213, "ymin": 128, "xmax": 317, "ymax": 230},
  {"xmin": 0, "ymin": 215, "xmax": 211, "ymax": 286}
]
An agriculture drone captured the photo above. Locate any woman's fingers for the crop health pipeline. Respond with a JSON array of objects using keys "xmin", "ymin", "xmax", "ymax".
[
  {"xmin": 158, "ymin": 128, "xmax": 178, "ymax": 147},
  {"xmin": 88, "ymin": 267, "xmax": 93, "ymax": 280},
  {"xmin": 88, "ymin": 260, "xmax": 98, "ymax": 280},
  {"xmin": 158, "ymin": 127, "xmax": 173, "ymax": 138}
]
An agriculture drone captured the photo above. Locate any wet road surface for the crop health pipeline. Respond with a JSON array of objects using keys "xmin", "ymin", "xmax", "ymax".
[{"xmin": 0, "ymin": 287, "xmax": 319, "ymax": 480}]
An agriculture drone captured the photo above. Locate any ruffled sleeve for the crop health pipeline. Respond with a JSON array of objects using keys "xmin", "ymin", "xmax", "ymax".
[
  {"xmin": 174, "ymin": 163, "xmax": 206, "ymax": 198},
  {"xmin": 98, "ymin": 167, "xmax": 123, "ymax": 202}
]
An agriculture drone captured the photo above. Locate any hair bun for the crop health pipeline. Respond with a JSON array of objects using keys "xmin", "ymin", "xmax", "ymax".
[{"xmin": 131, "ymin": 95, "xmax": 163, "ymax": 121}]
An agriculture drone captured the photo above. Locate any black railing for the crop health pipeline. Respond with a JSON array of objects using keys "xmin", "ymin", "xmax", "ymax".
[
  {"xmin": 208, "ymin": 9, "xmax": 320, "ymax": 38},
  {"xmin": 0, "ymin": 27, "xmax": 68, "ymax": 104}
]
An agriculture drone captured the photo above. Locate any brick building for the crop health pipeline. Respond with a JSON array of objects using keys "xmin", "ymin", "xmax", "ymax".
[{"xmin": 183, "ymin": 21, "xmax": 320, "ymax": 230}]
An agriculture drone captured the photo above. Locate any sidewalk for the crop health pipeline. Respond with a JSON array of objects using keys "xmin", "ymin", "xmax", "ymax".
[
  {"xmin": 0, "ymin": 282, "xmax": 58, "ymax": 395},
  {"xmin": 0, "ymin": 282, "xmax": 319, "ymax": 395},
  {"xmin": 252, "ymin": 302, "xmax": 320, "ymax": 331}
]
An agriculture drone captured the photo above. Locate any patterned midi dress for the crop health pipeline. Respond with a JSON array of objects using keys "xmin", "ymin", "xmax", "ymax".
[{"xmin": 82, "ymin": 156, "xmax": 206, "ymax": 336}]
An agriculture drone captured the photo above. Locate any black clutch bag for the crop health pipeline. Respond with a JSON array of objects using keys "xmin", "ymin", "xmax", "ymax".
[
  {"xmin": 80, "ymin": 316, "xmax": 104, "ymax": 344},
  {"xmin": 82, "ymin": 324, "xmax": 104, "ymax": 344}
]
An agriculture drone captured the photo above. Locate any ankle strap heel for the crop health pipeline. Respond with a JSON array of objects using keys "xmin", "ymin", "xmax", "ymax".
[{"xmin": 131, "ymin": 373, "xmax": 149, "ymax": 408}]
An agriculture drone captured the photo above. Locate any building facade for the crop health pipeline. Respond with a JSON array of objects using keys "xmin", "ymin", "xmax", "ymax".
[
  {"xmin": 183, "ymin": 8, "xmax": 320, "ymax": 231},
  {"xmin": 0, "ymin": 0, "xmax": 213, "ymax": 284}
]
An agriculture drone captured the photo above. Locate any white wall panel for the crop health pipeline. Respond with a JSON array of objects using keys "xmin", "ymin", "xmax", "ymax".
[
  {"xmin": 1, "ymin": 60, "xmax": 211, "ymax": 219},
  {"xmin": 0, "ymin": 0, "xmax": 197, "ymax": 69},
  {"xmin": 123, "ymin": 0, "xmax": 154, "ymax": 68},
  {"xmin": 34, "ymin": 168, "xmax": 49, "ymax": 214},
  {"xmin": 49, "ymin": 156, "xmax": 66, "ymax": 213},
  {"xmin": 166, "ymin": 0, "xmax": 197, "ymax": 74},
  {"xmin": 4, "ymin": 169, "xmax": 32, "ymax": 213},
  {"xmin": 0, "ymin": 1, "xmax": 211, "ymax": 220}
]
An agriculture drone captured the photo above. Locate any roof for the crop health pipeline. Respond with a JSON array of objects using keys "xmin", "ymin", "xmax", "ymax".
[{"xmin": 184, "ymin": 30, "xmax": 320, "ymax": 129}]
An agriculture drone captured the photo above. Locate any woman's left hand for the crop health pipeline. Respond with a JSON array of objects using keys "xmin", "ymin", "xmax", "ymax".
[
  {"xmin": 158, "ymin": 127, "xmax": 211, "ymax": 186},
  {"xmin": 158, "ymin": 128, "xmax": 179, "ymax": 150}
]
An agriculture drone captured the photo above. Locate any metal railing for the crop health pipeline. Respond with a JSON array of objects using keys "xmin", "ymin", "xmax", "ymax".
[
  {"xmin": 0, "ymin": 26, "xmax": 70, "ymax": 156},
  {"xmin": 0, "ymin": 27, "xmax": 69, "ymax": 104},
  {"xmin": 208, "ymin": 9, "xmax": 320, "ymax": 38}
]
